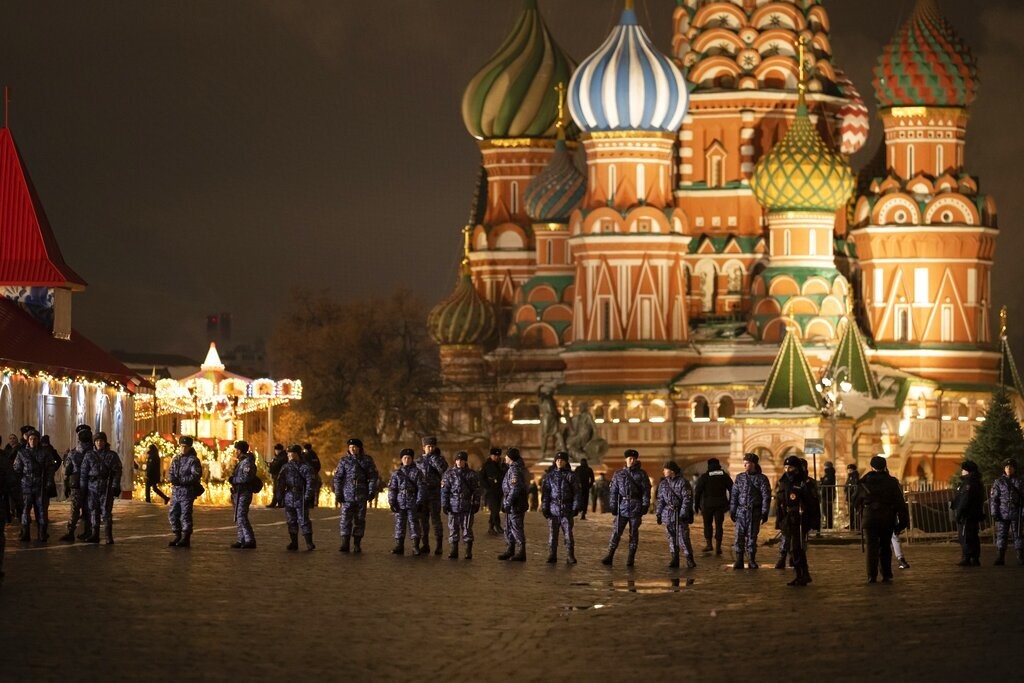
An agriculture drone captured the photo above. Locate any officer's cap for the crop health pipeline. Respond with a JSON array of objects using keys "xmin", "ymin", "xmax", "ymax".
[
  {"xmin": 846, "ymin": 463, "xmax": 857, "ymax": 471},
  {"xmin": 94, "ymin": 431, "xmax": 108, "ymax": 442},
  {"xmin": 234, "ymin": 440, "xmax": 249, "ymax": 453},
  {"xmin": 554, "ymin": 451, "xmax": 569, "ymax": 462},
  {"xmin": 869, "ymin": 455, "xmax": 887, "ymax": 471},
  {"xmin": 707, "ymin": 457, "xmax": 721, "ymax": 471},
  {"xmin": 506, "ymin": 447, "xmax": 521, "ymax": 461},
  {"xmin": 287, "ymin": 444, "xmax": 303, "ymax": 454},
  {"xmin": 179, "ymin": 436, "xmax": 194, "ymax": 446},
  {"xmin": 347, "ymin": 438, "xmax": 363, "ymax": 448},
  {"xmin": 1003, "ymin": 458, "xmax": 1018, "ymax": 469},
  {"xmin": 624, "ymin": 449, "xmax": 639, "ymax": 458},
  {"xmin": 743, "ymin": 453, "xmax": 759, "ymax": 464},
  {"xmin": 663, "ymin": 461, "xmax": 680, "ymax": 474},
  {"xmin": 421, "ymin": 436, "xmax": 437, "ymax": 446},
  {"xmin": 24, "ymin": 429, "xmax": 39, "ymax": 438},
  {"xmin": 400, "ymin": 448, "xmax": 415, "ymax": 457},
  {"xmin": 75, "ymin": 424, "xmax": 92, "ymax": 435},
  {"xmin": 783, "ymin": 455, "xmax": 801, "ymax": 468},
  {"xmin": 274, "ymin": 443, "xmax": 284, "ymax": 451},
  {"xmin": 455, "ymin": 451, "xmax": 469, "ymax": 461},
  {"xmin": 489, "ymin": 447, "xmax": 502, "ymax": 456},
  {"xmin": 960, "ymin": 460, "xmax": 978, "ymax": 473},
  {"xmin": 20, "ymin": 425, "xmax": 35, "ymax": 435}
]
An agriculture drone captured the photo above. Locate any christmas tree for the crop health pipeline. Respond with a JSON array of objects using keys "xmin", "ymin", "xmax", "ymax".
[{"xmin": 963, "ymin": 388, "xmax": 1024, "ymax": 485}]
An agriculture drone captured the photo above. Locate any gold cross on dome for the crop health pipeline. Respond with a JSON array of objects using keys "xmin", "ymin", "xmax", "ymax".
[
  {"xmin": 1000, "ymin": 305, "xmax": 1007, "ymax": 338},
  {"xmin": 796, "ymin": 35, "xmax": 808, "ymax": 94},
  {"xmin": 460, "ymin": 225, "xmax": 472, "ymax": 276},
  {"xmin": 555, "ymin": 82, "xmax": 567, "ymax": 137}
]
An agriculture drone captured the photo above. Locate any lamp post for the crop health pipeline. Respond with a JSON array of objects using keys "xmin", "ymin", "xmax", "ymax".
[{"xmin": 815, "ymin": 366, "xmax": 852, "ymax": 479}]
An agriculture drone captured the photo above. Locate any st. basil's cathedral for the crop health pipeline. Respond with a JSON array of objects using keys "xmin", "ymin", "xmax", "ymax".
[{"xmin": 427, "ymin": 0, "xmax": 1021, "ymax": 485}]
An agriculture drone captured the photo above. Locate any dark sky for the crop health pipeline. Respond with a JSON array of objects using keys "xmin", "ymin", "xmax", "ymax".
[{"xmin": 1, "ymin": 0, "xmax": 1022, "ymax": 363}]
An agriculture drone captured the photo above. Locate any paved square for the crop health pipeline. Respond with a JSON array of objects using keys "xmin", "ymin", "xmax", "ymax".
[{"xmin": 3, "ymin": 500, "xmax": 1022, "ymax": 681}]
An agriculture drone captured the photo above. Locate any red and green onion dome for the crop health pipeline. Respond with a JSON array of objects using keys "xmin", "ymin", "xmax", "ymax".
[
  {"xmin": 751, "ymin": 98, "xmax": 854, "ymax": 213},
  {"xmin": 873, "ymin": 0, "xmax": 978, "ymax": 109},
  {"xmin": 462, "ymin": 0, "xmax": 576, "ymax": 140},
  {"xmin": 522, "ymin": 139, "xmax": 585, "ymax": 222},
  {"xmin": 428, "ymin": 273, "xmax": 497, "ymax": 346}
]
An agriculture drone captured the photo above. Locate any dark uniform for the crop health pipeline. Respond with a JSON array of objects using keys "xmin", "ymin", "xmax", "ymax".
[
  {"xmin": 694, "ymin": 457, "xmax": 732, "ymax": 555},
  {"xmin": 819, "ymin": 462, "xmax": 837, "ymax": 529},
  {"xmin": 228, "ymin": 442, "xmax": 258, "ymax": 549},
  {"xmin": 601, "ymin": 449, "xmax": 652, "ymax": 567},
  {"xmin": 281, "ymin": 444, "xmax": 316, "ymax": 550},
  {"xmin": 168, "ymin": 437, "xmax": 203, "ymax": 548},
  {"xmin": 415, "ymin": 437, "xmax": 448, "ymax": 555},
  {"xmin": 332, "ymin": 437, "xmax": 379, "ymax": 553},
  {"xmin": 575, "ymin": 458, "xmax": 595, "ymax": 520},
  {"xmin": 302, "ymin": 444, "xmax": 322, "ymax": 508},
  {"xmin": 13, "ymin": 434, "xmax": 55, "ymax": 541},
  {"xmin": 853, "ymin": 456, "xmax": 909, "ymax": 583},
  {"xmin": 441, "ymin": 451, "xmax": 482, "ymax": 559},
  {"xmin": 845, "ymin": 465, "xmax": 861, "ymax": 529},
  {"xmin": 541, "ymin": 452, "xmax": 582, "ymax": 564},
  {"xmin": 498, "ymin": 448, "xmax": 529, "ymax": 562},
  {"xmin": 61, "ymin": 427, "xmax": 94, "ymax": 542},
  {"xmin": 729, "ymin": 453, "xmax": 771, "ymax": 568},
  {"xmin": 480, "ymin": 448, "xmax": 506, "ymax": 534},
  {"xmin": 388, "ymin": 449, "xmax": 424, "ymax": 555},
  {"xmin": 776, "ymin": 455, "xmax": 821, "ymax": 586},
  {"xmin": 267, "ymin": 445, "xmax": 287, "ymax": 508},
  {"xmin": 656, "ymin": 462, "xmax": 696, "ymax": 568},
  {"xmin": 145, "ymin": 445, "xmax": 169, "ymax": 504},
  {"xmin": 952, "ymin": 460, "xmax": 985, "ymax": 566},
  {"xmin": 0, "ymin": 448, "xmax": 17, "ymax": 579},
  {"xmin": 990, "ymin": 458, "xmax": 1023, "ymax": 565},
  {"xmin": 79, "ymin": 434, "xmax": 123, "ymax": 545}
]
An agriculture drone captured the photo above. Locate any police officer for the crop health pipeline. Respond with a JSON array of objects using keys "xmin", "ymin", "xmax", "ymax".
[
  {"xmin": 168, "ymin": 436, "xmax": 203, "ymax": 548},
  {"xmin": 388, "ymin": 448, "xmax": 424, "ymax": 555},
  {"xmin": 60, "ymin": 425, "xmax": 93, "ymax": 538},
  {"xmin": 281, "ymin": 444, "xmax": 316, "ymax": 551},
  {"xmin": 441, "ymin": 450, "xmax": 482, "ymax": 560},
  {"xmin": 301, "ymin": 443, "xmax": 322, "ymax": 508},
  {"xmin": 332, "ymin": 437, "xmax": 380, "ymax": 553},
  {"xmin": 541, "ymin": 451, "xmax": 582, "ymax": 565},
  {"xmin": 656, "ymin": 461, "xmax": 696, "ymax": 569},
  {"xmin": 601, "ymin": 449, "xmax": 652, "ymax": 568},
  {"xmin": 854, "ymin": 455, "xmax": 908, "ymax": 583},
  {"xmin": 498, "ymin": 447, "xmax": 529, "ymax": 562},
  {"xmin": 13, "ymin": 429, "xmax": 52, "ymax": 542},
  {"xmin": 952, "ymin": 460, "xmax": 985, "ymax": 566},
  {"xmin": 776, "ymin": 455, "xmax": 820, "ymax": 586},
  {"xmin": 575, "ymin": 457, "xmax": 595, "ymax": 521},
  {"xmin": 228, "ymin": 440, "xmax": 258, "ymax": 549},
  {"xmin": 0, "ymin": 444, "xmax": 16, "ymax": 579},
  {"xmin": 267, "ymin": 443, "xmax": 287, "ymax": 508},
  {"xmin": 990, "ymin": 457, "xmax": 1023, "ymax": 566},
  {"xmin": 729, "ymin": 453, "xmax": 771, "ymax": 569},
  {"xmin": 79, "ymin": 432, "xmax": 123, "ymax": 545},
  {"xmin": 480, "ymin": 447, "xmax": 506, "ymax": 534},
  {"xmin": 694, "ymin": 457, "xmax": 732, "ymax": 555},
  {"xmin": 415, "ymin": 436, "xmax": 448, "ymax": 555}
]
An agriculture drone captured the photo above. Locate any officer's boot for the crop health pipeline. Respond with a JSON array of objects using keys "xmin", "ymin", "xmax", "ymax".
[
  {"xmin": 38, "ymin": 523, "xmax": 48, "ymax": 543},
  {"xmin": 59, "ymin": 523, "xmax": 75, "ymax": 543},
  {"xmin": 497, "ymin": 542, "xmax": 516, "ymax": 560},
  {"xmin": 339, "ymin": 535, "xmax": 351, "ymax": 553},
  {"xmin": 168, "ymin": 532, "xmax": 182, "ymax": 547},
  {"xmin": 625, "ymin": 547, "xmax": 636, "ymax": 568},
  {"xmin": 512, "ymin": 542, "xmax": 527, "ymax": 562},
  {"xmin": 19, "ymin": 525, "xmax": 30, "ymax": 543},
  {"xmin": 411, "ymin": 538, "xmax": 421, "ymax": 556},
  {"xmin": 715, "ymin": 538, "xmax": 722, "ymax": 556},
  {"xmin": 775, "ymin": 549, "xmax": 788, "ymax": 570},
  {"xmin": 78, "ymin": 523, "xmax": 91, "ymax": 541},
  {"xmin": 178, "ymin": 532, "xmax": 191, "ymax": 548},
  {"xmin": 546, "ymin": 543, "xmax": 557, "ymax": 563},
  {"xmin": 748, "ymin": 549, "xmax": 759, "ymax": 569},
  {"xmin": 434, "ymin": 533, "xmax": 443, "ymax": 556},
  {"xmin": 685, "ymin": 553, "xmax": 697, "ymax": 569},
  {"xmin": 995, "ymin": 548, "xmax": 1006, "ymax": 566},
  {"xmin": 566, "ymin": 543, "xmax": 577, "ymax": 565},
  {"xmin": 601, "ymin": 546, "xmax": 615, "ymax": 566},
  {"xmin": 702, "ymin": 535, "xmax": 713, "ymax": 553},
  {"xmin": 105, "ymin": 522, "xmax": 114, "ymax": 546},
  {"xmin": 87, "ymin": 526, "xmax": 100, "ymax": 543},
  {"xmin": 391, "ymin": 538, "xmax": 404, "ymax": 555},
  {"xmin": 304, "ymin": 533, "xmax": 315, "ymax": 551},
  {"xmin": 420, "ymin": 539, "xmax": 430, "ymax": 555},
  {"xmin": 287, "ymin": 532, "xmax": 299, "ymax": 551},
  {"xmin": 230, "ymin": 539, "xmax": 244, "ymax": 549},
  {"xmin": 464, "ymin": 542, "xmax": 473, "ymax": 560},
  {"xmin": 449, "ymin": 541, "xmax": 459, "ymax": 560},
  {"xmin": 668, "ymin": 551, "xmax": 680, "ymax": 569},
  {"xmin": 352, "ymin": 536, "xmax": 362, "ymax": 554},
  {"xmin": 733, "ymin": 550, "xmax": 744, "ymax": 570}
]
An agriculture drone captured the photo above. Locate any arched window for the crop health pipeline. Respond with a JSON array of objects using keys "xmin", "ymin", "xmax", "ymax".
[
  {"xmin": 692, "ymin": 396, "xmax": 710, "ymax": 421},
  {"xmin": 717, "ymin": 396, "xmax": 735, "ymax": 420},
  {"xmin": 648, "ymin": 400, "xmax": 668, "ymax": 423}
]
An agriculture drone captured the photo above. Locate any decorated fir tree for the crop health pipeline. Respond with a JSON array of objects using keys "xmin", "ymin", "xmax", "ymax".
[{"xmin": 963, "ymin": 388, "xmax": 1024, "ymax": 484}]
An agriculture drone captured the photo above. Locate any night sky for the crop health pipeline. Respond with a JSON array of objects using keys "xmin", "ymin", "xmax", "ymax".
[{"xmin": 1, "ymin": 0, "xmax": 1022, "ymax": 364}]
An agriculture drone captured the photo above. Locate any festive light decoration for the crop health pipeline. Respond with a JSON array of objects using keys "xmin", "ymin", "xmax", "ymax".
[{"xmin": 1, "ymin": 366, "xmax": 128, "ymax": 392}]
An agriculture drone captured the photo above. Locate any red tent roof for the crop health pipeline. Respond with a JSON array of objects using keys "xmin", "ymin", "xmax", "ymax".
[
  {"xmin": 0, "ymin": 126, "xmax": 86, "ymax": 289},
  {"xmin": 0, "ymin": 297, "xmax": 141, "ymax": 390}
]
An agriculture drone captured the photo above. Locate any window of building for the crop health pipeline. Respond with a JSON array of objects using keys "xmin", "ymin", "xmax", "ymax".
[
  {"xmin": 717, "ymin": 396, "xmax": 735, "ymax": 420},
  {"xmin": 907, "ymin": 144, "xmax": 915, "ymax": 174},
  {"xmin": 914, "ymin": 268, "xmax": 929, "ymax": 305},
  {"xmin": 895, "ymin": 305, "xmax": 911, "ymax": 342},
  {"xmin": 636, "ymin": 164, "xmax": 646, "ymax": 202},
  {"xmin": 511, "ymin": 182, "xmax": 519, "ymax": 215},
  {"xmin": 873, "ymin": 269, "xmax": 884, "ymax": 304},
  {"xmin": 783, "ymin": 229, "xmax": 792, "ymax": 256},
  {"xmin": 941, "ymin": 304, "xmax": 953, "ymax": 342},
  {"xmin": 967, "ymin": 268, "xmax": 977, "ymax": 304},
  {"xmin": 692, "ymin": 396, "xmax": 710, "ymax": 421}
]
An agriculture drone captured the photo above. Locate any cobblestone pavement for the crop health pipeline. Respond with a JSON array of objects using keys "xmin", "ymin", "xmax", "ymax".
[{"xmin": 2, "ymin": 500, "xmax": 1022, "ymax": 682}]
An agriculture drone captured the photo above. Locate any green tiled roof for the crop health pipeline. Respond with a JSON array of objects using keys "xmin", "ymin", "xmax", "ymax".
[
  {"xmin": 1000, "ymin": 336, "xmax": 1022, "ymax": 394},
  {"xmin": 826, "ymin": 320, "xmax": 879, "ymax": 399},
  {"xmin": 758, "ymin": 328, "xmax": 823, "ymax": 410}
]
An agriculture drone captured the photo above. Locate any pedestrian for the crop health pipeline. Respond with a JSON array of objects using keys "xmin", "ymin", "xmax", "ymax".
[
  {"xmin": 0, "ymin": 443, "xmax": 16, "ymax": 580},
  {"xmin": 13, "ymin": 429, "xmax": 54, "ymax": 543},
  {"xmin": 951, "ymin": 460, "xmax": 985, "ymax": 566},
  {"xmin": 79, "ymin": 432, "xmax": 123, "ymax": 545},
  {"xmin": 776, "ymin": 455, "xmax": 820, "ymax": 587},
  {"xmin": 145, "ymin": 444, "xmax": 170, "ymax": 504},
  {"xmin": 656, "ymin": 461, "xmax": 696, "ymax": 569},
  {"xmin": 389, "ymin": 448, "xmax": 424, "ymax": 556},
  {"xmin": 441, "ymin": 450, "xmax": 481, "ymax": 560},
  {"xmin": 480, "ymin": 447, "xmax": 506, "ymax": 535},
  {"xmin": 990, "ymin": 457, "xmax": 1024, "ymax": 566},
  {"xmin": 59, "ymin": 425, "xmax": 94, "ymax": 543},
  {"xmin": 729, "ymin": 453, "xmax": 771, "ymax": 569},
  {"xmin": 820, "ymin": 461, "xmax": 837, "ymax": 529},
  {"xmin": 267, "ymin": 443, "xmax": 287, "ymax": 508},
  {"xmin": 844, "ymin": 464, "xmax": 860, "ymax": 529},
  {"xmin": 694, "ymin": 457, "xmax": 732, "ymax": 556},
  {"xmin": 594, "ymin": 473, "xmax": 609, "ymax": 513},
  {"xmin": 415, "ymin": 436, "xmax": 448, "ymax": 555},
  {"xmin": 498, "ymin": 447, "xmax": 529, "ymax": 562},
  {"xmin": 541, "ymin": 451, "xmax": 581, "ymax": 565},
  {"xmin": 528, "ymin": 478, "xmax": 539, "ymax": 512},
  {"xmin": 3, "ymin": 433, "xmax": 18, "ymax": 523},
  {"xmin": 38, "ymin": 435, "xmax": 61, "ymax": 502},
  {"xmin": 601, "ymin": 449, "xmax": 652, "ymax": 568},
  {"xmin": 853, "ymin": 456, "xmax": 908, "ymax": 582},
  {"xmin": 302, "ymin": 443, "xmax": 322, "ymax": 508},
  {"xmin": 775, "ymin": 460, "xmax": 820, "ymax": 569},
  {"xmin": 228, "ymin": 440, "xmax": 259, "ymax": 549},
  {"xmin": 168, "ymin": 436, "xmax": 203, "ymax": 548},
  {"xmin": 332, "ymin": 437, "xmax": 380, "ymax": 553},
  {"xmin": 281, "ymin": 444, "xmax": 316, "ymax": 551},
  {"xmin": 891, "ymin": 531, "xmax": 910, "ymax": 570},
  {"xmin": 575, "ymin": 458, "xmax": 595, "ymax": 520}
]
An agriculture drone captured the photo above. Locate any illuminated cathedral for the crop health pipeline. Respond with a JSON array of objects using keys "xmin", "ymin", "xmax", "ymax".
[{"xmin": 428, "ymin": 0, "xmax": 1021, "ymax": 484}]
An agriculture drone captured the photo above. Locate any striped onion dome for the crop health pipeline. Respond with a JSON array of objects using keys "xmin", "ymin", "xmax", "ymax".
[
  {"xmin": 751, "ymin": 97, "xmax": 854, "ymax": 213},
  {"xmin": 568, "ymin": 3, "xmax": 689, "ymax": 133},
  {"xmin": 428, "ymin": 273, "xmax": 497, "ymax": 346},
  {"xmin": 873, "ymin": 0, "xmax": 978, "ymax": 109},
  {"xmin": 462, "ymin": 0, "xmax": 576, "ymax": 140},
  {"xmin": 522, "ymin": 139, "xmax": 585, "ymax": 222}
]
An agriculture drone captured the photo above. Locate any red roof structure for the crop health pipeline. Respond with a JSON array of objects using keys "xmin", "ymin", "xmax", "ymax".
[
  {"xmin": 0, "ymin": 297, "xmax": 140, "ymax": 389},
  {"xmin": 0, "ymin": 126, "xmax": 86, "ymax": 289}
]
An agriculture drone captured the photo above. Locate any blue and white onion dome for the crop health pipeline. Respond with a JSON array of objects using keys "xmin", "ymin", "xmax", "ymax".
[{"xmin": 568, "ymin": 1, "xmax": 689, "ymax": 134}]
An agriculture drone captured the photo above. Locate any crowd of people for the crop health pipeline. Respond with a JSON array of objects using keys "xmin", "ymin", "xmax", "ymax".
[{"xmin": 2, "ymin": 426, "xmax": 1022, "ymax": 585}]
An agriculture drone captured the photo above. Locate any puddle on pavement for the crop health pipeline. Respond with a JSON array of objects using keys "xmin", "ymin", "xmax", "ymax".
[{"xmin": 568, "ymin": 578, "xmax": 696, "ymax": 594}]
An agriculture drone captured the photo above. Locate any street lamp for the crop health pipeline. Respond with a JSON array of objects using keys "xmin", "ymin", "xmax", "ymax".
[{"xmin": 815, "ymin": 366, "xmax": 852, "ymax": 479}]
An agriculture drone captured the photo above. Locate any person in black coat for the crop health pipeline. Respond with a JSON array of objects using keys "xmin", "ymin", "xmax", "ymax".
[
  {"xmin": 575, "ymin": 458, "xmax": 595, "ymax": 520},
  {"xmin": 302, "ymin": 443, "xmax": 322, "ymax": 508},
  {"xmin": 952, "ymin": 460, "xmax": 985, "ymax": 566},
  {"xmin": 480, "ymin": 448, "xmax": 506, "ymax": 534},
  {"xmin": 854, "ymin": 456, "xmax": 909, "ymax": 583},
  {"xmin": 267, "ymin": 443, "xmax": 288, "ymax": 508},
  {"xmin": 819, "ymin": 462, "xmax": 837, "ymax": 529},
  {"xmin": 145, "ymin": 445, "xmax": 169, "ymax": 504},
  {"xmin": 694, "ymin": 457, "xmax": 732, "ymax": 555}
]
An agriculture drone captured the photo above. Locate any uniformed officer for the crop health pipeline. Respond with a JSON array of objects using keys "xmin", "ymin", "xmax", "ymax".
[
  {"xmin": 498, "ymin": 447, "xmax": 529, "ymax": 561},
  {"xmin": 388, "ymin": 447, "xmax": 424, "ymax": 555},
  {"xmin": 853, "ymin": 455, "xmax": 908, "ymax": 583},
  {"xmin": 228, "ymin": 440, "xmax": 258, "ymax": 549},
  {"xmin": 729, "ymin": 453, "xmax": 771, "ymax": 569},
  {"xmin": 441, "ymin": 450, "xmax": 482, "ymax": 560},
  {"xmin": 480, "ymin": 447, "xmax": 506, "ymax": 535},
  {"xmin": 415, "ymin": 436, "xmax": 448, "ymax": 555},
  {"xmin": 694, "ymin": 457, "xmax": 732, "ymax": 555},
  {"xmin": 656, "ymin": 461, "xmax": 696, "ymax": 569},
  {"xmin": 281, "ymin": 444, "xmax": 316, "ymax": 551},
  {"xmin": 990, "ymin": 457, "xmax": 1024, "ymax": 566},
  {"xmin": 541, "ymin": 451, "xmax": 582, "ymax": 565},
  {"xmin": 0, "ymin": 445, "xmax": 16, "ymax": 579},
  {"xmin": 776, "ymin": 455, "xmax": 821, "ymax": 586},
  {"xmin": 601, "ymin": 449, "xmax": 652, "ymax": 568},
  {"xmin": 79, "ymin": 432, "xmax": 123, "ymax": 545},
  {"xmin": 168, "ymin": 436, "xmax": 203, "ymax": 548},
  {"xmin": 13, "ymin": 430, "xmax": 53, "ymax": 542},
  {"xmin": 332, "ymin": 437, "xmax": 380, "ymax": 553},
  {"xmin": 60, "ymin": 425, "xmax": 94, "ymax": 543}
]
